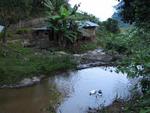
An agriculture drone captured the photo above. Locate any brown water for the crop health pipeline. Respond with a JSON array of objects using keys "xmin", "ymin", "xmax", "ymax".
[
  {"xmin": 0, "ymin": 67, "xmax": 133, "ymax": 113},
  {"xmin": 0, "ymin": 80, "xmax": 51, "ymax": 113}
]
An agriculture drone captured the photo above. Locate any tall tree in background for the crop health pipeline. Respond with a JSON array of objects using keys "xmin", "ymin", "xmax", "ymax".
[
  {"xmin": 103, "ymin": 18, "xmax": 120, "ymax": 33},
  {"xmin": 0, "ymin": 0, "xmax": 32, "ymax": 45},
  {"xmin": 118, "ymin": 0, "xmax": 150, "ymax": 29}
]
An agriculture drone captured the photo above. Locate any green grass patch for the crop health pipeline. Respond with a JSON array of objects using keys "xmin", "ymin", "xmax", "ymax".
[
  {"xmin": 80, "ymin": 42, "xmax": 97, "ymax": 52},
  {"xmin": 16, "ymin": 28, "xmax": 31, "ymax": 34},
  {"xmin": 66, "ymin": 41, "xmax": 99, "ymax": 54},
  {"xmin": 0, "ymin": 43, "xmax": 76, "ymax": 85}
]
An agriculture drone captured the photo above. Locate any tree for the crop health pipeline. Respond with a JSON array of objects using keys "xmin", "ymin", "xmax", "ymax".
[
  {"xmin": 44, "ymin": 0, "xmax": 80, "ymax": 47},
  {"xmin": 118, "ymin": 0, "xmax": 150, "ymax": 29},
  {"xmin": 117, "ymin": 0, "xmax": 150, "ymax": 76},
  {"xmin": 103, "ymin": 18, "xmax": 120, "ymax": 33},
  {"xmin": 0, "ymin": 0, "xmax": 32, "ymax": 45}
]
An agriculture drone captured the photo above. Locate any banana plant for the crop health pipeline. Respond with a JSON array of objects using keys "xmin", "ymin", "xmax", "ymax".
[{"xmin": 44, "ymin": 0, "xmax": 80, "ymax": 46}]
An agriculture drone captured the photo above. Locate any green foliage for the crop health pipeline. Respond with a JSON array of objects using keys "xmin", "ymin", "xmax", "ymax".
[
  {"xmin": 96, "ymin": 21, "xmax": 119, "ymax": 48},
  {"xmin": 16, "ymin": 28, "xmax": 31, "ymax": 34},
  {"xmin": 0, "ymin": 0, "xmax": 33, "ymax": 45},
  {"xmin": 44, "ymin": 0, "xmax": 80, "ymax": 45},
  {"xmin": 78, "ymin": 42, "xmax": 97, "ymax": 53},
  {"xmin": 102, "ymin": 18, "xmax": 120, "ymax": 33},
  {"xmin": 118, "ymin": 0, "xmax": 150, "ymax": 29},
  {"xmin": 116, "ymin": 28, "xmax": 150, "ymax": 77},
  {"xmin": 140, "ymin": 108, "xmax": 150, "ymax": 113},
  {"xmin": 75, "ymin": 12, "xmax": 100, "ymax": 24},
  {"xmin": 0, "ymin": 0, "xmax": 32, "ymax": 25},
  {"xmin": 124, "ymin": 88, "xmax": 150, "ymax": 113},
  {"xmin": 0, "ymin": 32, "xmax": 3, "ymax": 39},
  {"xmin": 98, "ymin": 26, "xmax": 150, "ymax": 113},
  {"xmin": 0, "ymin": 43, "xmax": 76, "ymax": 85}
]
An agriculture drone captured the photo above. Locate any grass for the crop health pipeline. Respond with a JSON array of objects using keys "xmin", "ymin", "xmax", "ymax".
[
  {"xmin": 78, "ymin": 42, "xmax": 97, "ymax": 53},
  {"xmin": 15, "ymin": 28, "xmax": 31, "ymax": 34},
  {"xmin": 0, "ymin": 42, "xmax": 76, "ymax": 85}
]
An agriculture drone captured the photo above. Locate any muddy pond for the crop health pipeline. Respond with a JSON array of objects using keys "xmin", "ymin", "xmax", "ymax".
[{"xmin": 0, "ymin": 67, "xmax": 135, "ymax": 113}]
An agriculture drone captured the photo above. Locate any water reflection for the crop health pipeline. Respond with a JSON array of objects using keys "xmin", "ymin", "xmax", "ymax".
[{"xmin": 55, "ymin": 67, "xmax": 131, "ymax": 113}]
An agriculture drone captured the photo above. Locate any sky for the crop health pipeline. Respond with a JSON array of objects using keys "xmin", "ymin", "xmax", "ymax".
[{"xmin": 69, "ymin": 0, "xmax": 119, "ymax": 21}]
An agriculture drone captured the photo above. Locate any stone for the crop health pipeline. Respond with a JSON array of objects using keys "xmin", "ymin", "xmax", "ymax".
[
  {"xmin": 56, "ymin": 51, "xmax": 68, "ymax": 56},
  {"xmin": 32, "ymin": 77, "xmax": 40, "ymax": 82},
  {"xmin": 20, "ymin": 78, "xmax": 33, "ymax": 86},
  {"xmin": 74, "ymin": 48, "xmax": 119, "ymax": 69},
  {"xmin": 22, "ymin": 40, "xmax": 33, "ymax": 47}
]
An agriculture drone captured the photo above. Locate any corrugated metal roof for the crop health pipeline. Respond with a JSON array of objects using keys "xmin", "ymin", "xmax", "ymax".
[
  {"xmin": 0, "ymin": 25, "xmax": 4, "ymax": 32},
  {"xmin": 77, "ymin": 21, "xmax": 99, "ymax": 28},
  {"xmin": 32, "ymin": 21, "xmax": 99, "ymax": 31}
]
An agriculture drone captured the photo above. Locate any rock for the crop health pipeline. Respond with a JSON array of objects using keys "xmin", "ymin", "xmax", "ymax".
[
  {"xmin": 74, "ymin": 48, "xmax": 119, "ymax": 69},
  {"xmin": 73, "ymin": 54, "xmax": 81, "ymax": 57},
  {"xmin": 22, "ymin": 40, "xmax": 33, "ymax": 47},
  {"xmin": 20, "ymin": 78, "xmax": 33, "ymax": 86},
  {"xmin": 32, "ymin": 77, "xmax": 40, "ymax": 82},
  {"xmin": 0, "ymin": 75, "xmax": 46, "ymax": 89},
  {"xmin": 81, "ymin": 49, "xmax": 109, "ymax": 63},
  {"xmin": 56, "ymin": 51, "xmax": 69, "ymax": 56},
  {"xmin": 19, "ymin": 76, "xmax": 41, "ymax": 87}
]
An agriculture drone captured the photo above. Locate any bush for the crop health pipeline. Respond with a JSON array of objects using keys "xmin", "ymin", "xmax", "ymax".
[{"xmin": 102, "ymin": 18, "xmax": 120, "ymax": 33}]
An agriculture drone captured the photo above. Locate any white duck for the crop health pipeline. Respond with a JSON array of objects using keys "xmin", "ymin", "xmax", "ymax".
[
  {"xmin": 89, "ymin": 90, "xmax": 102, "ymax": 97},
  {"xmin": 89, "ymin": 90, "xmax": 97, "ymax": 95},
  {"xmin": 97, "ymin": 90, "xmax": 102, "ymax": 96}
]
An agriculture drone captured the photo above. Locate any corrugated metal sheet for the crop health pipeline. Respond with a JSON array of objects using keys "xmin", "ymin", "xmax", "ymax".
[{"xmin": 77, "ymin": 21, "xmax": 99, "ymax": 28}]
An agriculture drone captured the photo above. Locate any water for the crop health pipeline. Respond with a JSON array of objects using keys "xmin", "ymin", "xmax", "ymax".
[
  {"xmin": 0, "ymin": 80, "xmax": 51, "ymax": 113},
  {"xmin": 55, "ymin": 67, "xmax": 131, "ymax": 113},
  {"xmin": 0, "ymin": 67, "xmax": 132, "ymax": 113}
]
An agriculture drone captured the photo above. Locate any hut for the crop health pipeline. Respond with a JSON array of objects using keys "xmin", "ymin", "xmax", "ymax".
[
  {"xmin": 30, "ymin": 21, "xmax": 98, "ymax": 48},
  {"xmin": 30, "ymin": 27, "xmax": 52, "ymax": 48},
  {"xmin": 77, "ymin": 21, "xmax": 99, "ymax": 41}
]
